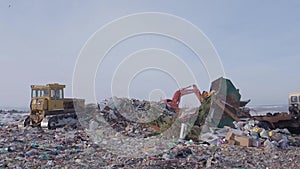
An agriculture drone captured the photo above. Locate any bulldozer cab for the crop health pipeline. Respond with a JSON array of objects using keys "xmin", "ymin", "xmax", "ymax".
[{"xmin": 31, "ymin": 83, "xmax": 65, "ymax": 111}]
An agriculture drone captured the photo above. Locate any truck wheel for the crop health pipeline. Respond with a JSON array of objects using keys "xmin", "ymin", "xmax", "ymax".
[{"xmin": 289, "ymin": 105, "xmax": 299, "ymax": 115}]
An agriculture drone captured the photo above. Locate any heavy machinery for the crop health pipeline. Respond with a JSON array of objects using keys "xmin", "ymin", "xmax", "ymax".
[
  {"xmin": 197, "ymin": 77, "xmax": 300, "ymax": 133},
  {"xmin": 205, "ymin": 77, "xmax": 252, "ymax": 128},
  {"xmin": 163, "ymin": 77, "xmax": 300, "ymax": 134},
  {"xmin": 289, "ymin": 92, "xmax": 300, "ymax": 115},
  {"xmin": 23, "ymin": 83, "xmax": 85, "ymax": 129},
  {"xmin": 165, "ymin": 84, "xmax": 214, "ymax": 112}
]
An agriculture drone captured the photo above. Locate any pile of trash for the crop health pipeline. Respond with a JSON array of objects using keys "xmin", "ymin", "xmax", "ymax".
[
  {"xmin": 96, "ymin": 97, "xmax": 176, "ymax": 137},
  {"xmin": 141, "ymin": 139, "xmax": 300, "ymax": 168},
  {"xmin": 0, "ymin": 125, "xmax": 93, "ymax": 168},
  {"xmin": 78, "ymin": 97, "xmax": 198, "ymax": 139},
  {"xmin": 1, "ymin": 97, "xmax": 300, "ymax": 168},
  {"xmin": 80, "ymin": 97, "xmax": 300, "ymax": 151},
  {"xmin": 232, "ymin": 120, "xmax": 290, "ymax": 149},
  {"xmin": 76, "ymin": 97, "xmax": 194, "ymax": 157},
  {"xmin": 197, "ymin": 119, "xmax": 300, "ymax": 150},
  {"xmin": 1, "ymin": 124, "xmax": 300, "ymax": 168},
  {"xmin": 0, "ymin": 110, "xmax": 27, "ymax": 128}
]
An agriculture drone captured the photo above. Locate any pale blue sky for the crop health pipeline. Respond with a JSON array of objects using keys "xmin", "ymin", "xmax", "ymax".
[{"xmin": 1, "ymin": 1, "xmax": 300, "ymax": 108}]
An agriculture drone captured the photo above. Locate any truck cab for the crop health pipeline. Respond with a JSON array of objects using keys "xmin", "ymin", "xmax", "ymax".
[{"xmin": 289, "ymin": 92, "xmax": 300, "ymax": 115}]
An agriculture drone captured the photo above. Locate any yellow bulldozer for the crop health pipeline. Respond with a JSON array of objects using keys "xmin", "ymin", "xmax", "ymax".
[{"xmin": 24, "ymin": 83, "xmax": 85, "ymax": 129}]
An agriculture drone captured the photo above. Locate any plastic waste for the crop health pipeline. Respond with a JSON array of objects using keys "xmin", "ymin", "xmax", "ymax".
[
  {"xmin": 264, "ymin": 139, "xmax": 276, "ymax": 149},
  {"xmin": 259, "ymin": 129, "xmax": 269, "ymax": 139},
  {"xmin": 278, "ymin": 135, "xmax": 288, "ymax": 149}
]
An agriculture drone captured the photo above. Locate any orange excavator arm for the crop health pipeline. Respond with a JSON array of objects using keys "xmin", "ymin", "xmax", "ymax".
[{"xmin": 165, "ymin": 84, "xmax": 211, "ymax": 111}]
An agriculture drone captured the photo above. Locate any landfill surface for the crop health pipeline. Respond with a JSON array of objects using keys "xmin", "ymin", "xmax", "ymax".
[{"xmin": 1, "ymin": 98, "xmax": 300, "ymax": 169}]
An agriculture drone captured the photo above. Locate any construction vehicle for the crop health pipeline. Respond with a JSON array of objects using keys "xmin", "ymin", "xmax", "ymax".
[
  {"xmin": 161, "ymin": 78, "xmax": 300, "ymax": 134},
  {"xmin": 197, "ymin": 77, "xmax": 300, "ymax": 133},
  {"xmin": 165, "ymin": 84, "xmax": 214, "ymax": 112},
  {"xmin": 23, "ymin": 83, "xmax": 85, "ymax": 129},
  {"xmin": 289, "ymin": 92, "xmax": 300, "ymax": 115}
]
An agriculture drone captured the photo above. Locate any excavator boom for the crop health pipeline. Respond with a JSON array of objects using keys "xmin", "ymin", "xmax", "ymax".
[{"xmin": 166, "ymin": 84, "xmax": 212, "ymax": 111}]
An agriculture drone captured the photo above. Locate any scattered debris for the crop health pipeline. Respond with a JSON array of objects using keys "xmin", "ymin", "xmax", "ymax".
[{"xmin": 1, "ymin": 104, "xmax": 300, "ymax": 168}]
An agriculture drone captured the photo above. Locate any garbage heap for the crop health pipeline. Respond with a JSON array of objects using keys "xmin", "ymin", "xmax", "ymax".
[
  {"xmin": 85, "ymin": 97, "xmax": 179, "ymax": 137},
  {"xmin": 76, "ymin": 96, "xmax": 205, "ymax": 158},
  {"xmin": 197, "ymin": 119, "xmax": 299, "ymax": 149},
  {"xmin": 83, "ymin": 96, "xmax": 300, "ymax": 150},
  {"xmin": 0, "ymin": 110, "xmax": 27, "ymax": 129},
  {"xmin": 1, "ymin": 105, "xmax": 300, "ymax": 168},
  {"xmin": 0, "ymin": 125, "xmax": 92, "ymax": 168}
]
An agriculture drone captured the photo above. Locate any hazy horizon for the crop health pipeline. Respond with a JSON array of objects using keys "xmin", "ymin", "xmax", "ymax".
[{"xmin": 0, "ymin": 104, "xmax": 289, "ymax": 113}]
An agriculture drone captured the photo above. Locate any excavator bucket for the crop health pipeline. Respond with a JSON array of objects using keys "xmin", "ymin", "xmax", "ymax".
[
  {"xmin": 210, "ymin": 77, "xmax": 241, "ymax": 108},
  {"xmin": 198, "ymin": 77, "xmax": 245, "ymax": 128}
]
